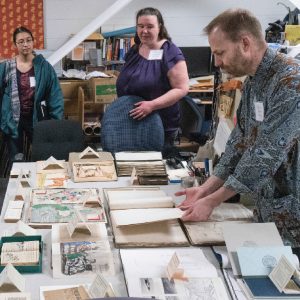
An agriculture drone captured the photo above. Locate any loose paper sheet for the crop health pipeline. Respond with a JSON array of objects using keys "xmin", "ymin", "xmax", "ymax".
[
  {"xmin": 107, "ymin": 189, "xmax": 173, "ymax": 210},
  {"xmin": 111, "ymin": 208, "xmax": 184, "ymax": 227}
]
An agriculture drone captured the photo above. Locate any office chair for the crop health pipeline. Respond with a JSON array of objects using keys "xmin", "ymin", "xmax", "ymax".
[
  {"xmin": 179, "ymin": 96, "xmax": 207, "ymax": 145},
  {"xmin": 101, "ymin": 95, "xmax": 165, "ymax": 153},
  {"xmin": 31, "ymin": 119, "xmax": 85, "ymax": 161}
]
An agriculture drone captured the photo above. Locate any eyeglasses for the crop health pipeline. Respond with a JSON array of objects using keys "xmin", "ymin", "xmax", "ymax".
[{"xmin": 16, "ymin": 38, "xmax": 33, "ymax": 46}]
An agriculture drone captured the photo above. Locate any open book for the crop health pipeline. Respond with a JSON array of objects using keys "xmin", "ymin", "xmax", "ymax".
[
  {"xmin": 120, "ymin": 248, "xmax": 230, "ymax": 299},
  {"xmin": 182, "ymin": 203, "xmax": 253, "ymax": 245},
  {"xmin": 107, "ymin": 189, "xmax": 183, "ymax": 227},
  {"xmin": 1, "ymin": 241, "xmax": 39, "ymax": 266},
  {"xmin": 104, "ymin": 188, "xmax": 188, "ymax": 248}
]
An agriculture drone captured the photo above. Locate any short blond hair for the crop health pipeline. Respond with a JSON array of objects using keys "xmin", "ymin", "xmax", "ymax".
[{"xmin": 204, "ymin": 8, "xmax": 265, "ymax": 45}]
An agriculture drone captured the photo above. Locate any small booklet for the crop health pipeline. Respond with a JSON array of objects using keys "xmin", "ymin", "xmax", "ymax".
[
  {"xmin": 269, "ymin": 255, "xmax": 300, "ymax": 294},
  {"xmin": 1, "ymin": 241, "xmax": 39, "ymax": 266},
  {"xmin": 42, "ymin": 285, "xmax": 90, "ymax": 300}
]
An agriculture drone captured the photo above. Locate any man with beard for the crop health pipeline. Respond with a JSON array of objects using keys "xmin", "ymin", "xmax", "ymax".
[{"xmin": 176, "ymin": 9, "xmax": 300, "ymax": 254}]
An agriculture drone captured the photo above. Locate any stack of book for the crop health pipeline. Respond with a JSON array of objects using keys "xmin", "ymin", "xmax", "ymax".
[
  {"xmin": 220, "ymin": 222, "xmax": 300, "ymax": 299},
  {"xmin": 115, "ymin": 151, "xmax": 168, "ymax": 184}
]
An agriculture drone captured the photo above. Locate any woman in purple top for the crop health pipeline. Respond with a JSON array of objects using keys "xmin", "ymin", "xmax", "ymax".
[{"xmin": 116, "ymin": 7, "xmax": 189, "ymax": 145}]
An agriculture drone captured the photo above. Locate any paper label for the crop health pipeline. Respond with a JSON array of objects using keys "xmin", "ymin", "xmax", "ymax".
[
  {"xmin": 148, "ymin": 49, "xmax": 163, "ymax": 60},
  {"xmin": 29, "ymin": 77, "xmax": 36, "ymax": 87},
  {"xmin": 254, "ymin": 101, "xmax": 264, "ymax": 122}
]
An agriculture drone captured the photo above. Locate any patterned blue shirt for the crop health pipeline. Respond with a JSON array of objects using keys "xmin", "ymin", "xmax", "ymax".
[{"xmin": 213, "ymin": 48, "xmax": 300, "ymax": 247}]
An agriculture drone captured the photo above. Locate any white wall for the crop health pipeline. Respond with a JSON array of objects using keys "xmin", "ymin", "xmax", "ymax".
[{"xmin": 44, "ymin": 0, "xmax": 296, "ymax": 50}]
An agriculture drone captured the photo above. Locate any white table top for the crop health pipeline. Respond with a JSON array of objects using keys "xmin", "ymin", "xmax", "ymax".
[{"xmin": 0, "ymin": 162, "xmax": 229, "ymax": 300}]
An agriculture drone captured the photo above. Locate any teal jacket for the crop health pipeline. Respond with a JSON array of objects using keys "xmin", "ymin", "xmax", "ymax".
[{"xmin": 0, "ymin": 54, "xmax": 64, "ymax": 138}]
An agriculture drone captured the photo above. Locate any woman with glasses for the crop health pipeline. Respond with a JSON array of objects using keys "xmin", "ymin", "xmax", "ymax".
[{"xmin": 0, "ymin": 26, "xmax": 64, "ymax": 161}]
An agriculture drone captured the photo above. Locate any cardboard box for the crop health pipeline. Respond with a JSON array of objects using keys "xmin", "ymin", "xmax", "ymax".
[
  {"xmin": 88, "ymin": 70, "xmax": 119, "ymax": 104},
  {"xmin": 0, "ymin": 235, "xmax": 43, "ymax": 273},
  {"xmin": 60, "ymin": 79, "xmax": 88, "ymax": 100}
]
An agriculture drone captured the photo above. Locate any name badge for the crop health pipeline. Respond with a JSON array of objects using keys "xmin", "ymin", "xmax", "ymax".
[
  {"xmin": 29, "ymin": 77, "xmax": 36, "ymax": 87},
  {"xmin": 148, "ymin": 49, "xmax": 163, "ymax": 60},
  {"xmin": 254, "ymin": 101, "xmax": 264, "ymax": 122}
]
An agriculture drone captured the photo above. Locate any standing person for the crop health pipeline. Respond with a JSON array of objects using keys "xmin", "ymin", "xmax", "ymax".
[
  {"xmin": 0, "ymin": 26, "xmax": 64, "ymax": 161},
  {"xmin": 176, "ymin": 9, "xmax": 300, "ymax": 249},
  {"xmin": 116, "ymin": 7, "xmax": 189, "ymax": 145}
]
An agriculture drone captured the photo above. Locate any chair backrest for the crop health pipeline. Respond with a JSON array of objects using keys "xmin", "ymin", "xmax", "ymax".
[
  {"xmin": 101, "ymin": 95, "xmax": 165, "ymax": 153},
  {"xmin": 179, "ymin": 96, "xmax": 204, "ymax": 140},
  {"xmin": 31, "ymin": 119, "xmax": 85, "ymax": 161}
]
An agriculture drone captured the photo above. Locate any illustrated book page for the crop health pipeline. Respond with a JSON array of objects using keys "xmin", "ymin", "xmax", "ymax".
[
  {"xmin": 36, "ymin": 173, "xmax": 69, "ymax": 189},
  {"xmin": 120, "ymin": 248, "xmax": 229, "ymax": 300},
  {"xmin": 26, "ymin": 188, "xmax": 106, "ymax": 227},
  {"xmin": 51, "ymin": 222, "xmax": 114, "ymax": 278},
  {"xmin": 42, "ymin": 285, "xmax": 90, "ymax": 300},
  {"xmin": 69, "ymin": 150, "xmax": 117, "ymax": 182},
  {"xmin": 40, "ymin": 285, "xmax": 90, "ymax": 300}
]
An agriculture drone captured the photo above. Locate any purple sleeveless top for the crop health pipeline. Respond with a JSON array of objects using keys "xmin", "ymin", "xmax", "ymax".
[{"xmin": 116, "ymin": 40, "xmax": 185, "ymax": 132}]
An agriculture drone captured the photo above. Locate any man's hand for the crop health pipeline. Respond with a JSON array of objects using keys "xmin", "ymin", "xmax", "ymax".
[
  {"xmin": 181, "ymin": 197, "xmax": 215, "ymax": 222},
  {"xmin": 175, "ymin": 186, "xmax": 207, "ymax": 210}
]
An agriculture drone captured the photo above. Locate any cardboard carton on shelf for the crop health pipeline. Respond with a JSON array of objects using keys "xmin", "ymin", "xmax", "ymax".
[{"xmin": 88, "ymin": 70, "xmax": 119, "ymax": 104}]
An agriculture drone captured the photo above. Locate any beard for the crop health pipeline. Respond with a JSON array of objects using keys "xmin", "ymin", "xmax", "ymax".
[{"xmin": 221, "ymin": 47, "xmax": 251, "ymax": 78}]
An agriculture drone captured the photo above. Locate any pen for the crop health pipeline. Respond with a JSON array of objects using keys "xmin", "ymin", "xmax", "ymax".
[{"xmin": 204, "ymin": 158, "xmax": 210, "ymax": 177}]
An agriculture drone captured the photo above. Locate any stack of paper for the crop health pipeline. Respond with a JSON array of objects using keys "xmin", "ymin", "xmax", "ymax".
[{"xmin": 115, "ymin": 151, "xmax": 167, "ymax": 178}]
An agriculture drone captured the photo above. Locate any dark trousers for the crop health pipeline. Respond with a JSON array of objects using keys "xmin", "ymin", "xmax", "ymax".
[
  {"xmin": 4, "ymin": 116, "xmax": 33, "ymax": 161},
  {"xmin": 164, "ymin": 128, "xmax": 179, "ymax": 147}
]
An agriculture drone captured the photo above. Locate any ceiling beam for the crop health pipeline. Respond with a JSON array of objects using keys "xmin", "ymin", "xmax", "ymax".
[{"xmin": 47, "ymin": 0, "xmax": 133, "ymax": 66}]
